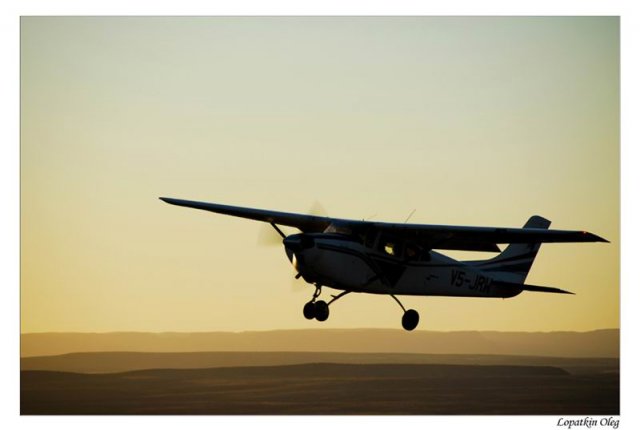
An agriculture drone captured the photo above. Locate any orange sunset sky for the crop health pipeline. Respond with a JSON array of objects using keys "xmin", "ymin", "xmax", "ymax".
[{"xmin": 21, "ymin": 17, "xmax": 619, "ymax": 333}]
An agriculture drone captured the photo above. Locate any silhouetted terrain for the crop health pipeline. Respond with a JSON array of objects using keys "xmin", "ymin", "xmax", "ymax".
[
  {"xmin": 20, "ymin": 330, "xmax": 619, "ymax": 415},
  {"xmin": 21, "ymin": 351, "xmax": 619, "ymax": 375},
  {"xmin": 21, "ymin": 329, "xmax": 619, "ymax": 357},
  {"xmin": 21, "ymin": 363, "xmax": 619, "ymax": 415}
]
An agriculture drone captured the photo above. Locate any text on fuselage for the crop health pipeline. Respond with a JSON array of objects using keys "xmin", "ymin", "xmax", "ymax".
[{"xmin": 450, "ymin": 270, "xmax": 492, "ymax": 292}]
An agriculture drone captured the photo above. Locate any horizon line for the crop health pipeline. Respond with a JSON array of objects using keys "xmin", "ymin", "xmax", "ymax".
[{"xmin": 20, "ymin": 327, "xmax": 620, "ymax": 335}]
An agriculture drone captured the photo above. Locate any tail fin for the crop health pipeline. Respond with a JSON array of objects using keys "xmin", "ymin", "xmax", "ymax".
[{"xmin": 475, "ymin": 215, "xmax": 551, "ymax": 284}]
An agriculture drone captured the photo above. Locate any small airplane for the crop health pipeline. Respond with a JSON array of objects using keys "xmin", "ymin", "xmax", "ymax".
[{"xmin": 160, "ymin": 197, "xmax": 608, "ymax": 331}]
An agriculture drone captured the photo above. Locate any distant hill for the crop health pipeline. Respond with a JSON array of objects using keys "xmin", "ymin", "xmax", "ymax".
[
  {"xmin": 21, "ymin": 351, "xmax": 619, "ymax": 375},
  {"xmin": 21, "ymin": 328, "xmax": 619, "ymax": 358}
]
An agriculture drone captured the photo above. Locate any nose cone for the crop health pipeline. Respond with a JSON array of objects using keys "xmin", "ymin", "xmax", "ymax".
[
  {"xmin": 283, "ymin": 235, "xmax": 302, "ymax": 253},
  {"xmin": 283, "ymin": 234, "xmax": 302, "ymax": 263},
  {"xmin": 283, "ymin": 234, "xmax": 314, "ymax": 264},
  {"xmin": 283, "ymin": 233, "xmax": 315, "ymax": 252}
]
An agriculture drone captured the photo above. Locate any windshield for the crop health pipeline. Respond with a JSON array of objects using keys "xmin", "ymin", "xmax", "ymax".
[{"xmin": 323, "ymin": 223, "xmax": 353, "ymax": 235}]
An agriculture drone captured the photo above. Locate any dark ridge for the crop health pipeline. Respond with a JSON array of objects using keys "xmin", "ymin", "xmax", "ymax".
[
  {"xmin": 21, "ymin": 363, "xmax": 618, "ymax": 415},
  {"xmin": 113, "ymin": 362, "xmax": 570, "ymax": 378},
  {"xmin": 21, "ymin": 363, "xmax": 570, "ymax": 380}
]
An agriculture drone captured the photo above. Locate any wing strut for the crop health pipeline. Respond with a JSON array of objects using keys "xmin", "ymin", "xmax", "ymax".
[{"xmin": 270, "ymin": 223, "xmax": 286, "ymax": 239}]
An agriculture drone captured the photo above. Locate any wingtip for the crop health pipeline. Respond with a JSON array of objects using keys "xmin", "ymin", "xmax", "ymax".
[
  {"xmin": 547, "ymin": 287, "xmax": 575, "ymax": 295},
  {"xmin": 159, "ymin": 197, "xmax": 178, "ymax": 205},
  {"xmin": 553, "ymin": 286, "xmax": 575, "ymax": 295},
  {"xmin": 581, "ymin": 231, "xmax": 609, "ymax": 243}
]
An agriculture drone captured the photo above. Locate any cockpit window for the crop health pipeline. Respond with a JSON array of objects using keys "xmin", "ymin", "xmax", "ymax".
[
  {"xmin": 324, "ymin": 223, "xmax": 353, "ymax": 235},
  {"xmin": 384, "ymin": 242, "xmax": 396, "ymax": 256},
  {"xmin": 405, "ymin": 243, "xmax": 418, "ymax": 260},
  {"xmin": 378, "ymin": 234, "xmax": 401, "ymax": 257}
]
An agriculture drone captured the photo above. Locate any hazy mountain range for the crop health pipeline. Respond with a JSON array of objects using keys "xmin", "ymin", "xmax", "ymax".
[
  {"xmin": 21, "ymin": 328, "xmax": 619, "ymax": 358},
  {"xmin": 21, "ymin": 329, "xmax": 620, "ymax": 415}
]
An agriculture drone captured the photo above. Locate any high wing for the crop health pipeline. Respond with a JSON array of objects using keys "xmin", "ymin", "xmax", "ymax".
[
  {"xmin": 368, "ymin": 220, "xmax": 608, "ymax": 252},
  {"xmin": 160, "ymin": 197, "xmax": 608, "ymax": 252},
  {"xmin": 160, "ymin": 197, "xmax": 332, "ymax": 232}
]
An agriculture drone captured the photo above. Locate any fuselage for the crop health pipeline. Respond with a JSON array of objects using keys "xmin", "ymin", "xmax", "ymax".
[{"xmin": 283, "ymin": 233, "xmax": 521, "ymax": 299}]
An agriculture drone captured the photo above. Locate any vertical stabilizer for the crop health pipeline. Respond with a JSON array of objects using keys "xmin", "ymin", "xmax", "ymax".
[{"xmin": 473, "ymin": 215, "xmax": 551, "ymax": 283}]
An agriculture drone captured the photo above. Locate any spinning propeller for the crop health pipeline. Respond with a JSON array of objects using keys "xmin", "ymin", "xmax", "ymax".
[
  {"xmin": 256, "ymin": 201, "xmax": 327, "ymax": 292},
  {"xmin": 256, "ymin": 200, "xmax": 327, "ymax": 246}
]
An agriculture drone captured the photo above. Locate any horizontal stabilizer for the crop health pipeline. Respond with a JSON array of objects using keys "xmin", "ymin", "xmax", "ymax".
[{"xmin": 492, "ymin": 280, "xmax": 574, "ymax": 295}]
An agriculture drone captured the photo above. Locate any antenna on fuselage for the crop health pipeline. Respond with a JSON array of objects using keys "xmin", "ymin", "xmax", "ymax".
[{"xmin": 404, "ymin": 209, "xmax": 416, "ymax": 224}]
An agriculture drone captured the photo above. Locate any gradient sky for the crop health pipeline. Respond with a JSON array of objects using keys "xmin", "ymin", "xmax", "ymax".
[{"xmin": 21, "ymin": 17, "xmax": 619, "ymax": 333}]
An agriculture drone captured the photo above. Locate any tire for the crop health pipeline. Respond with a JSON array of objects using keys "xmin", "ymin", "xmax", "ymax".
[
  {"xmin": 402, "ymin": 309, "xmax": 420, "ymax": 331},
  {"xmin": 303, "ymin": 301, "xmax": 316, "ymax": 320},
  {"xmin": 314, "ymin": 300, "xmax": 330, "ymax": 322}
]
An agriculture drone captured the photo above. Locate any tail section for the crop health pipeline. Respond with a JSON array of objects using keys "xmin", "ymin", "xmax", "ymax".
[{"xmin": 474, "ymin": 215, "xmax": 551, "ymax": 284}]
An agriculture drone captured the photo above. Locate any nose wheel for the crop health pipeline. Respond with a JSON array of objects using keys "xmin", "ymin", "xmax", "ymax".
[
  {"xmin": 313, "ymin": 301, "xmax": 329, "ymax": 321},
  {"xmin": 302, "ymin": 285, "xmax": 349, "ymax": 322},
  {"xmin": 302, "ymin": 299, "xmax": 329, "ymax": 321},
  {"xmin": 303, "ymin": 301, "xmax": 316, "ymax": 320}
]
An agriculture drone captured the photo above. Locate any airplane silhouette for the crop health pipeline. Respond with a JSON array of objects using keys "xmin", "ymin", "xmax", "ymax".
[{"xmin": 161, "ymin": 197, "xmax": 607, "ymax": 330}]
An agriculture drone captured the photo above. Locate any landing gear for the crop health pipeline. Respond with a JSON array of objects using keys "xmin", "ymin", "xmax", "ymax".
[
  {"xmin": 302, "ymin": 284, "xmax": 324, "ymax": 321},
  {"xmin": 302, "ymin": 284, "xmax": 350, "ymax": 322},
  {"xmin": 302, "ymin": 288, "xmax": 419, "ymax": 330},
  {"xmin": 390, "ymin": 294, "xmax": 420, "ymax": 331}
]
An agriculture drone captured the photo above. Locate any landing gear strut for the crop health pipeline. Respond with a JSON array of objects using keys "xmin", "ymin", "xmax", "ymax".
[{"xmin": 390, "ymin": 294, "xmax": 420, "ymax": 331}]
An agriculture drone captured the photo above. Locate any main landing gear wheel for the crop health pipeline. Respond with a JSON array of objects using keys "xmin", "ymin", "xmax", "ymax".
[
  {"xmin": 390, "ymin": 294, "xmax": 419, "ymax": 331},
  {"xmin": 402, "ymin": 309, "xmax": 420, "ymax": 331}
]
